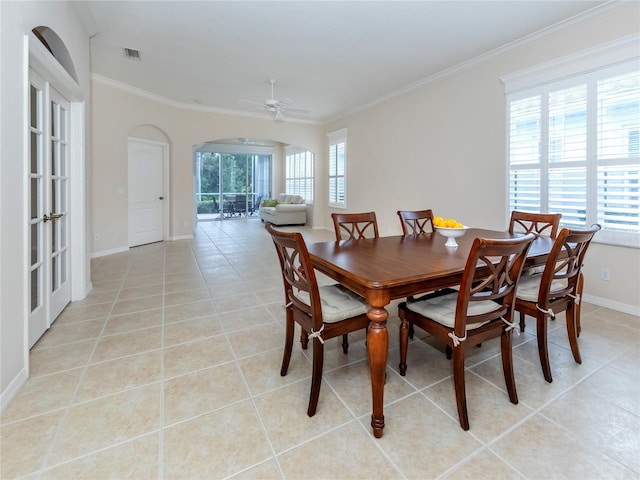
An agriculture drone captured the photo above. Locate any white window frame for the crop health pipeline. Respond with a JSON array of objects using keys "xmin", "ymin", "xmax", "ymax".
[
  {"xmin": 328, "ymin": 128, "xmax": 347, "ymax": 209},
  {"xmin": 284, "ymin": 147, "xmax": 314, "ymax": 204},
  {"xmin": 502, "ymin": 35, "xmax": 640, "ymax": 248}
]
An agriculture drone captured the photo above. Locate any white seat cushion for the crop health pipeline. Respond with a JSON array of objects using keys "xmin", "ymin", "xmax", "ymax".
[
  {"xmin": 295, "ymin": 284, "xmax": 368, "ymax": 323},
  {"xmin": 515, "ymin": 275, "xmax": 569, "ymax": 302},
  {"xmin": 522, "ymin": 265, "xmax": 545, "ymax": 275},
  {"xmin": 406, "ymin": 292, "xmax": 500, "ymax": 329}
]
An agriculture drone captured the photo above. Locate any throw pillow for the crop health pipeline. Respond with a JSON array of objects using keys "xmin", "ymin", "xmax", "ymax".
[{"xmin": 262, "ymin": 199, "xmax": 278, "ymax": 207}]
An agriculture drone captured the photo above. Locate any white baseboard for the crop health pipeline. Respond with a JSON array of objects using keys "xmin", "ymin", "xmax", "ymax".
[
  {"xmin": 92, "ymin": 237, "xmax": 194, "ymax": 259},
  {"xmin": 91, "ymin": 246, "xmax": 130, "ymax": 259},
  {"xmin": 582, "ymin": 294, "xmax": 640, "ymax": 317},
  {"xmin": 71, "ymin": 281, "xmax": 92, "ymax": 302},
  {"xmin": 0, "ymin": 367, "xmax": 28, "ymax": 414}
]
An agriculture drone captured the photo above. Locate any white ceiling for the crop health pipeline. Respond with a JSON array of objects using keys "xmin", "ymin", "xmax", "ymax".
[{"xmin": 79, "ymin": 0, "xmax": 610, "ymax": 123}]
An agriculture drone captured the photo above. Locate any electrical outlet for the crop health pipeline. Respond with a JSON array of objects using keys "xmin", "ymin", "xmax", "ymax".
[{"xmin": 601, "ymin": 267, "xmax": 610, "ymax": 281}]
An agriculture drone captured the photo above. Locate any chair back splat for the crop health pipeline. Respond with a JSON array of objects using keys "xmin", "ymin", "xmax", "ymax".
[
  {"xmin": 398, "ymin": 233, "xmax": 536, "ymax": 430},
  {"xmin": 509, "ymin": 210, "xmax": 561, "ymax": 238},
  {"xmin": 265, "ymin": 224, "xmax": 370, "ymax": 417},
  {"xmin": 397, "ymin": 209, "xmax": 434, "ymax": 235},
  {"xmin": 331, "ymin": 212, "xmax": 379, "ymax": 240}
]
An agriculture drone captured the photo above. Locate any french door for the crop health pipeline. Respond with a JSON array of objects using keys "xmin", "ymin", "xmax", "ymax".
[{"xmin": 28, "ymin": 69, "xmax": 71, "ymax": 348}]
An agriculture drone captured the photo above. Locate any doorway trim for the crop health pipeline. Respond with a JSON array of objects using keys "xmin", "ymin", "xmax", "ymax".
[{"xmin": 128, "ymin": 136, "xmax": 171, "ymax": 243}]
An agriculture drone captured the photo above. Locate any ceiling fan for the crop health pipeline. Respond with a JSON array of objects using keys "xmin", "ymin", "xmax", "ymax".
[{"xmin": 241, "ymin": 78, "xmax": 310, "ymax": 121}]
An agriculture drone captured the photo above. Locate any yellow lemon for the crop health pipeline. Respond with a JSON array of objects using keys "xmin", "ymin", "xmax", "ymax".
[{"xmin": 433, "ymin": 216, "xmax": 443, "ymax": 227}]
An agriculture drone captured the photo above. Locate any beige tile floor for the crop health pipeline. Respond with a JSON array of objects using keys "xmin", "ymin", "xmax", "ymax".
[{"xmin": 2, "ymin": 218, "xmax": 639, "ymax": 479}]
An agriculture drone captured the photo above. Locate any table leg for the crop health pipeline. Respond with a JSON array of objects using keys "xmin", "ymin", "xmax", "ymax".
[{"xmin": 366, "ymin": 303, "xmax": 388, "ymax": 438}]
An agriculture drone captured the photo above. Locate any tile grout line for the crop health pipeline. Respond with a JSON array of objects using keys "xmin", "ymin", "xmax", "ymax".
[
  {"xmin": 157, "ymin": 243, "xmax": 167, "ymax": 480},
  {"xmin": 16, "ymin": 221, "xmax": 638, "ymax": 479},
  {"xmin": 470, "ymin": 342, "xmax": 622, "ymax": 478},
  {"xmin": 196, "ymin": 225, "xmax": 288, "ymax": 479},
  {"xmin": 37, "ymin": 251, "xmax": 135, "ymax": 475}
]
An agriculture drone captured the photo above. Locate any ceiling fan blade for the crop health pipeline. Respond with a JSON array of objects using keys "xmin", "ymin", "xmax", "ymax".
[
  {"xmin": 240, "ymin": 79, "xmax": 308, "ymax": 120},
  {"xmin": 276, "ymin": 97, "xmax": 293, "ymax": 107},
  {"xmin": 283, "ymin": 106, "xmax": 311, "ymax": 114},
  {"xmin": 240, "ymin": 99, "xmax": 264, "ymax": 107}
]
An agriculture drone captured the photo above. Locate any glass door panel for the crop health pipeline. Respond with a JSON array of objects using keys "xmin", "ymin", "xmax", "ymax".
[
  {"xmin": 221, "ymin": 154, "xmax": 244, "ymax": 216},
  {"xmin": 28, "ymin": 72, "xmax": 46, "ymax": 346},
  {"xmin": 253, "ymin": 154, "xmax": 271, "ymax": 211},
  {"xmin": 49, "ymin": 88, "xmax": 70, "ymax": 318}
]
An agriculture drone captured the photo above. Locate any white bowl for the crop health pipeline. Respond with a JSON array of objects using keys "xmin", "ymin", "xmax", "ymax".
[{"xmin": 435, "ymin": 226, "xmax": 469, "ymax": 247}]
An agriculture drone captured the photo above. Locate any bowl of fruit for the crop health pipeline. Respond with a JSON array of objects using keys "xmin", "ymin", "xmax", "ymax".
[{"xmin": 433, "ymin": 216, "xmax": 469, "ymax": 247}]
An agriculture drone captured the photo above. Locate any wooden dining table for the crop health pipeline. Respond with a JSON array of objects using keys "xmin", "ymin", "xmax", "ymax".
[{"xmin": 307, "ymin": 228, "xmax": 555, "ymax": 438}]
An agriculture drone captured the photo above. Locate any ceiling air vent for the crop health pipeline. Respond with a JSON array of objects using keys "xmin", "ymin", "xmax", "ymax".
[{"xmin": 123, "ymin": 48, "xmax": 141, "ymax": 60}]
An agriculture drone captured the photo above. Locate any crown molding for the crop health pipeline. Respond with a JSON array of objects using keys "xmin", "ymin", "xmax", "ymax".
[
  {"xmin": 91, "ymin": 73, "xmax": 321, "ymax": 125},
  {"xmin": 501, "ymin": 33, "xmax": 640, "ymax": 93},
  {"xmin": 328, "ymin": 2, "xmax": 629, "ymax": 123}
]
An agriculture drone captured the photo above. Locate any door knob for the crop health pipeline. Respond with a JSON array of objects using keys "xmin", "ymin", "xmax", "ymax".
[
  {"xmin": 159, "ymin": 196, "xmax": 164, "ymax": 200},
  {"xmin": 43, "ymin": 213, "xmax": 63, "ymax": 222}
]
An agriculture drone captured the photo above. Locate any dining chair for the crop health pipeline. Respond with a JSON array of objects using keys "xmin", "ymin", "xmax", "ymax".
[
  {"xmin": 235, "ymin": 194, "xmax": 247, "ymax": 216},
  {"xmin": 397, "ymin": 209, "xmax": 434, "ymax": 235},
  {"xmin": 514, "ymin": 224, "xmax": 601, "ymax": 383},
  {"xmin": 508, "ymin": 210, "xmax": 562, "ymax": 330},
  {"xmin": 396, "ymin": 209, "xmax": 436, "ymax": 339},
  {"xmin": 265, "ymin": 224, "xmax": 371, "ymax": 417},
  {"xmin": 250, "ymin": 194, "xmax": 263, "ymax": 216},
  {"xmin": 331, "ymin": 212, "xmax": 379, "ymax": 240},
  {"xmin": 398, "ymin": 233, "xmax": 535, "ymax": 430},
  {"xmin": 509, "ymin": 210, "xmax": 561, "ymax": 238}
]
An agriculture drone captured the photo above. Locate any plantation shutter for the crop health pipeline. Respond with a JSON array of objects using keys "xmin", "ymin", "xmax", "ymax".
[
  {"xmin": 328, "ymin": 129, "xmax": 347, "ymax": 208},
  {"xmin": 596, "ymin": 70, "xmax": 640, "ymax": 233}
]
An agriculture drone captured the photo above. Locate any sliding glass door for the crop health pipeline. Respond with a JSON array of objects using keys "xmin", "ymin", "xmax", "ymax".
[{"xmin": 195, "ymin": 150, "xmax": 271, "ymax": 219}]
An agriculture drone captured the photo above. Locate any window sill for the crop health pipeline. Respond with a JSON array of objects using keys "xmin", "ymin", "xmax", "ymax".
[{"xmin": 594, "ymin": 231, "xmax": 640, "ymax": 249}]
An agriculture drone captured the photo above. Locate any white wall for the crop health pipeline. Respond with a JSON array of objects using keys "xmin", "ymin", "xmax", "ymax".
[
  {"xmin": 90, "ymin": 78, "xmax": 325, "ymax": 256},
  {"xmin": 0, "ymin": 1, "xmax": 90, "ymax": 407},
  {"xmin": 91, "ymin": 4, "xmax": 639, "ymax": 313},
  {"xmin": 323, "ymin": 3, "xmax": 640, "ymax": 314}
]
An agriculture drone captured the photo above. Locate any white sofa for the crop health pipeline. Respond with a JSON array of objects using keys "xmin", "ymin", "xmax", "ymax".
[{"xmin": 260, "ymin": 194, "xmax": 307, "ymax": 226}]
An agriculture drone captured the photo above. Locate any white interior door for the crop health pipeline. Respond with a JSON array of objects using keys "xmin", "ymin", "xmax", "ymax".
[
  {"xmin": 28, "ymin": 70, "xmax": 71, "ymax": 348},
  {"xmin": 128, "ymin": 139, "xmax": 165, "ymax": 247}
]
